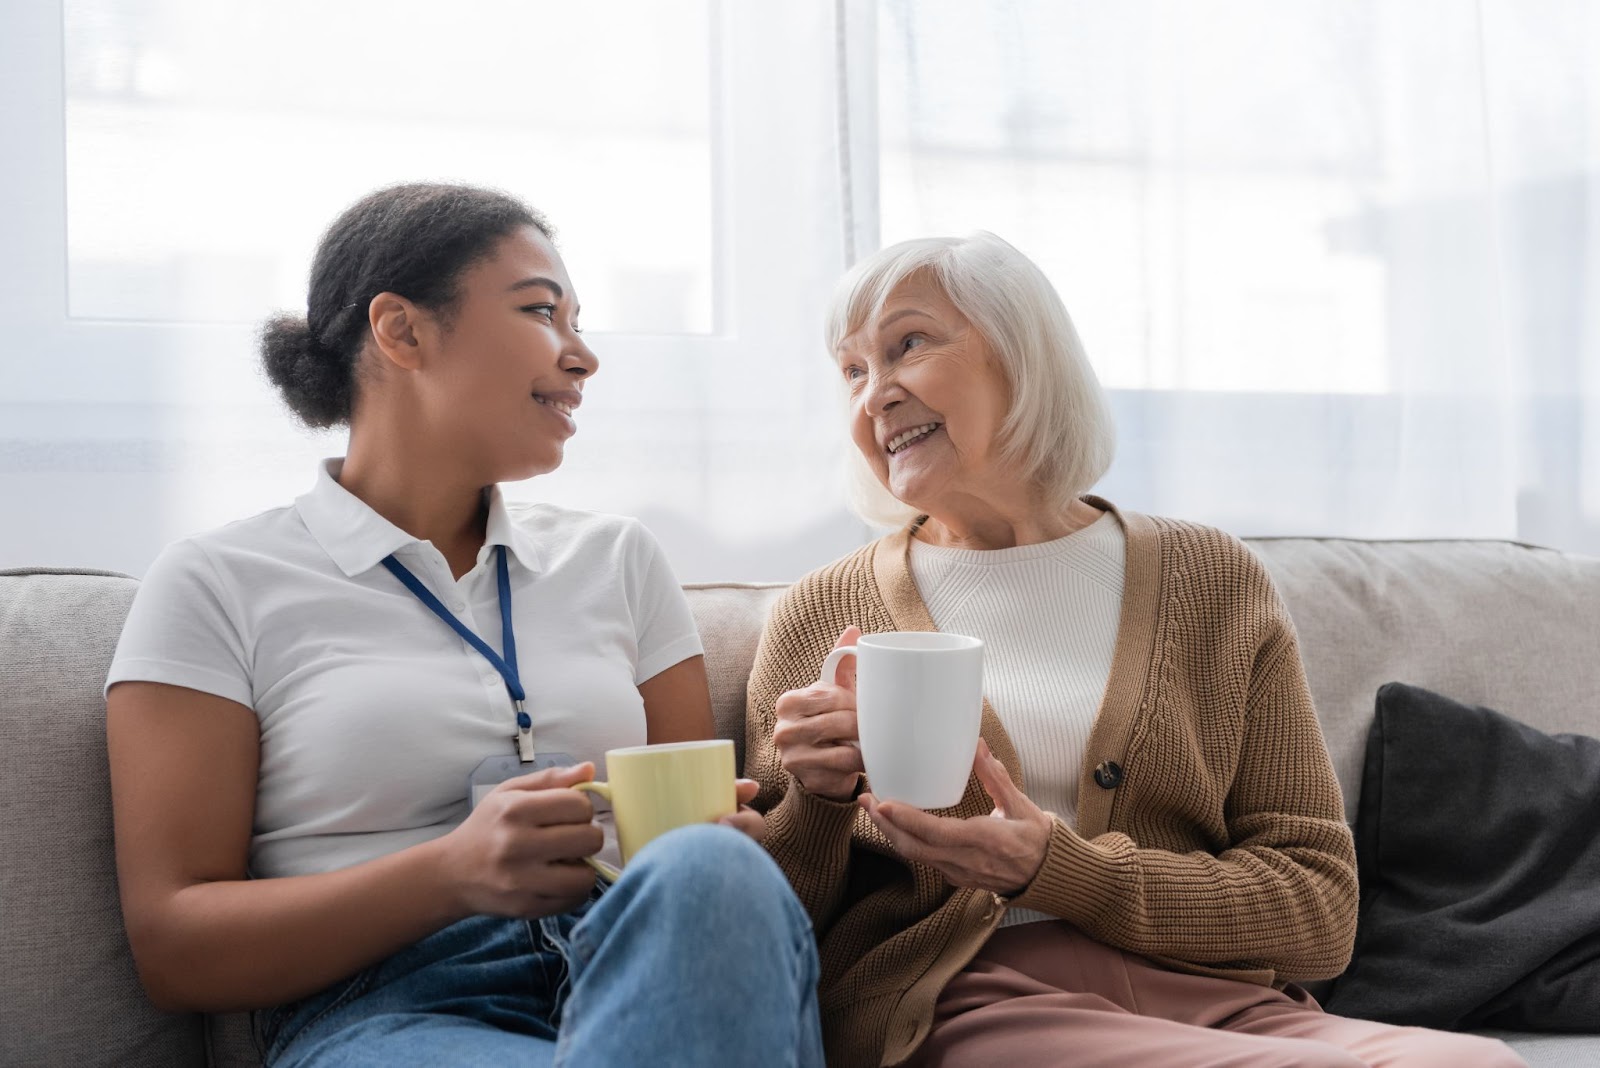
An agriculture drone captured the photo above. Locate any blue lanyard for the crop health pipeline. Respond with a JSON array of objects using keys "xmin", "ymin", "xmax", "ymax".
[{"xmin": 381, "ymin": 545, "xmax": 536, "ymax": 761}]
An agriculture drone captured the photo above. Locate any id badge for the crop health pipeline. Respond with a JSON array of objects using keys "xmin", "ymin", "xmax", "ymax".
[{"xmin": 469, "ymin": 752, "xmax": 578, "ymax": 808}]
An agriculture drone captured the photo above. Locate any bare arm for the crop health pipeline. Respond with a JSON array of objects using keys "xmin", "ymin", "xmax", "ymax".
[
  {"xmin": 108, "ymin": 681, "xmax": 602, "ymax": 1013},
  {"xmin": 638, "ymin": 654, "xmax": 715, "ymax": 744},
  {"xmin": 637, "ymin": 654, "xmax": 763, "ymax": 837}
]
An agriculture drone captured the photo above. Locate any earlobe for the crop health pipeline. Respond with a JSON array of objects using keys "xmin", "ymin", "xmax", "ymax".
[{"xmin": 368, "ymin": 293, "xmax": 423, "ymax": 371}]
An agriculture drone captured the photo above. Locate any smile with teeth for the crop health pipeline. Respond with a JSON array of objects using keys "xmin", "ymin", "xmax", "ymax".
[
  {"xmin": 887, "ymin": 422, "xmax": 942, "ymax": 454},
  {"xmin": 534, "ymin": 396, "xmax": 575, "ymax": 417}
]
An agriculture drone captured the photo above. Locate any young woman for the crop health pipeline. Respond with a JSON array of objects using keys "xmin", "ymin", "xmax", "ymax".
[{"xmin": 106, "ymin": 183, "xmax": 822, "ymax": 1067}]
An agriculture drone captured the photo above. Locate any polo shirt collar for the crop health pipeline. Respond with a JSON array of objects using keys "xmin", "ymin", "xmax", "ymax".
[
  {"xmin": 482, "ymin": 483, "xmax": 543, "ymax": 575},
  {"xmin": 296, "ymin": 459, "xmax": 542, "ymax": 578}
]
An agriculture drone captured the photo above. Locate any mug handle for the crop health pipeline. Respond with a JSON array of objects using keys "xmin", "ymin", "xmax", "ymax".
[
  {"xmin": 818, "ymin": 647, "xmax": 862, "ymax": 750},
  {"xmin": 571, "ymin": 781, "xmax": 623, "ymax": 883},
  {"xmin": 819, "ymin": 646, "xmax": 857, "ymax": 687}
]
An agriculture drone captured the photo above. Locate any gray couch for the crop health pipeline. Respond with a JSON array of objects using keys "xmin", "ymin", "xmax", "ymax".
[{"xmin": 3, "ymin": 537, "xmax": 1599, "ymax": 1067}]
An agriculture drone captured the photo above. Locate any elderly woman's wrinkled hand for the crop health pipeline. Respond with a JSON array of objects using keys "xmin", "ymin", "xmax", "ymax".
[
  {"xmin": 773, "ymin": 627, "xmax": 869, "ymax": 802},
  {"xmin": 859, "ymin": 739, "xmax": 1052, "ymax": 897}
]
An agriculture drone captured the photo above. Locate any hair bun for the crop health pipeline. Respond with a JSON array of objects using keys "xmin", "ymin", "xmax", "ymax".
[
  {"xmin": 260, "ymin": 313, "xmax": 353, "ymax": 429},
  {"xmin": 257, "ymin": 184, "xmax": 546, "ymax": 431}
]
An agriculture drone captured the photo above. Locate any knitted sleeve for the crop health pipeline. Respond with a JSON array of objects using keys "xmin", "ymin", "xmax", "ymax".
[
  {"xmin": 1009, "ymin": 567, "xmax": 1358, "ymax": 981},
  {"xmin": 745, "ymin": 572, "xmax": 867, "ymax": 932}
]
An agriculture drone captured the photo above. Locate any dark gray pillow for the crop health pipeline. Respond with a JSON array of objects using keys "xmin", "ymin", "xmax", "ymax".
[{"xmin": 1320, "ymin": 682, "xmax": 1600, "ymax": 1031}]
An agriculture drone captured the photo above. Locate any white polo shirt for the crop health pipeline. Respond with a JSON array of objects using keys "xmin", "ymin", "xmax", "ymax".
[{"xmin": 107, "ymin": 460, "xmax": 704, "ymax": 878}]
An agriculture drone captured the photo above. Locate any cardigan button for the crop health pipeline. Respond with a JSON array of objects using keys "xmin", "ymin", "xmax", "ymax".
[{"xmin": 1093, "ymin": 761, "xmax": 1124, "ymax": 789}]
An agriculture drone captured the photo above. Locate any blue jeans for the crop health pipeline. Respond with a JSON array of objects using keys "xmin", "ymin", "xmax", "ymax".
[{"xmin": 256, "ymin": 825, "xmax": 824, "ymax": 1067}]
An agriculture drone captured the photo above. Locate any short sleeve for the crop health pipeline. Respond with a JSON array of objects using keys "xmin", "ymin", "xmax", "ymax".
[
  {"xmin": 625, "ymin": 522, "xmax": 704, "ymax": 684},
  {"xmin": 105, "ymin": 539, "xmax": 255, "ymax": 709}
]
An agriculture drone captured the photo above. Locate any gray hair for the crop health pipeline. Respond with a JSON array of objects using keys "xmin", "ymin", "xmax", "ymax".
[{"xmin": 825, "ymin": 232, "xmax": 1116, "ymax": 528}]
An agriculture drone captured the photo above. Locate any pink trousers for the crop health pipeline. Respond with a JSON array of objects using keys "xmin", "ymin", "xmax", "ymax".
[{"xmin": 904, "ymin": 922, "xmax": 1527, "ymax": 1068}]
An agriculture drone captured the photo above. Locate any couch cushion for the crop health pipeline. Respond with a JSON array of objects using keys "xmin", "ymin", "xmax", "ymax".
[
  {"xmin": 0, "ymin": 569, "xmax": 205, "ymax": 1067},
  {"xmin": 8, "ymin": 548, "xmax": 1600, "ymax": 1066},
  {"xmin": 1246, "ymin": 538, "xmax": 1600, "ymax": 822},
  {"xmin": 684, "ymin": 582, "xmax": 788, "ymax": 773},
  {"xmin": 1323, "ymin": 683, "xmax": 1600, "ymax": 1031},
  {"xmin": 207, "ymin": 1012, "xmax": 259, "ymax": 1067},
  {"xmin": 1488, "ymin": 1030, "xmax": 1600, "ymax": 1068}
]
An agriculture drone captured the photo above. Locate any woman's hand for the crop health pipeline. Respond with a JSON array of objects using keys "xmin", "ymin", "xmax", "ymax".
[
  {"xmin": 718, "ymin": 779, "xmax": 768, "ymax": 841},
  {"xmin": 437, "ymin": 763, "xmax": 604, "ymax": 919},
  {"xmin": 773, "ymin": 627, "xmax": 868, "ymax": 802},
  {"xmin": 860, "ymin": 739, "xmax": 1052, "ymax": 896}
]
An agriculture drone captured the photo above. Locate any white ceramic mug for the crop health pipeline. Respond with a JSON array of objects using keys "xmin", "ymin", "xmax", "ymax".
[{"xmin": 820, "ymin": 631, "xmax": 984, "ymax": 809}]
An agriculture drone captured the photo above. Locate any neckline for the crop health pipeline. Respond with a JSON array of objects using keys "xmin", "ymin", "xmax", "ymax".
[
  {"xmin": 908, "ymin": 510, "xmax": 1119, "ymax": 565},
  {"xmin": 870, "ymin": 494, "xmax": 1163, "ymax": 836}
]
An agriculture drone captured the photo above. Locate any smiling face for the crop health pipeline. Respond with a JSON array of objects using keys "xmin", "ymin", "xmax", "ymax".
[
  {"xmin": 836, "ymin": 271, "xmax": 1015, "ymax": 517},
  {"xmin": 408, "ymin": 225, "xmax": 598, "ymax": 483}
]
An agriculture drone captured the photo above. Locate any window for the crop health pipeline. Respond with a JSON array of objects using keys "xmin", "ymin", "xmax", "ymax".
[
  {"xmin": 64, "ymin": 0, "xmax": 716, "ymax": 334},
  {"xmin": 5, "ymin": 2, "xmax": 869, "ymax": 580}
]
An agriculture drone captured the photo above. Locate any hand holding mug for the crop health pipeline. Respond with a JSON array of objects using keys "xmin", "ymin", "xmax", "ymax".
[
  {"xmin": 825, "ymin": 629, "xmax": 985, "ymax": 810},
  {"xmin": 773, "ymin": 627, "xmax": 867, "ymax": 802},
  {"xmin": 439, "ymin": 761, "xmax": 605, "ymax": 919},
  {"xmin": 860, "ymin": 739, "xmax": 1052, "ymax": 896}
]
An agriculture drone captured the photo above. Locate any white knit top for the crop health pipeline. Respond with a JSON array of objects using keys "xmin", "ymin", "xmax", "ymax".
[{"xmin": 908, "ymin": 510, "xmax": 1125, "ymax": 927}]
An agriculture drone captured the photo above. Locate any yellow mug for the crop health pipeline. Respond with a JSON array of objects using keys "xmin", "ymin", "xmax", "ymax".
[{"xmin": 574, "ymin": 739, "xmax": 737, "ymax": 882}]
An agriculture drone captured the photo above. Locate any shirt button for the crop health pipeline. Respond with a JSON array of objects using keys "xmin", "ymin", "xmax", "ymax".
[{"xmin": 1093, "ymin": 760, "xmax": 1124, "ymax": 789}]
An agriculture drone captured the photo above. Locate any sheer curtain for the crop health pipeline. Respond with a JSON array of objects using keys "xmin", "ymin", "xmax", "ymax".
[
  {"xmin": 2, "ymin": 0, "xmax": 868, "ymax": 582},
  {"xmin": 4, "ymin": 2, "xmax": 1597, "ymax": 584},
  {"xmin": 873, "ymin": 0, "xmax": 1600, "ymax": 551}
]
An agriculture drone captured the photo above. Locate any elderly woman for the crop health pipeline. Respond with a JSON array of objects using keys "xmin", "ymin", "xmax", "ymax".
[{"xmin": 746, "ymin": 233, "xmax": 1525, "ymax": 1068}]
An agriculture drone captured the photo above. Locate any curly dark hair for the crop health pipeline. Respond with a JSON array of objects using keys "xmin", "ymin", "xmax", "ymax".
[{"xmin": 260, "ymin": 183, "xmax": 553, "ymax": 428}]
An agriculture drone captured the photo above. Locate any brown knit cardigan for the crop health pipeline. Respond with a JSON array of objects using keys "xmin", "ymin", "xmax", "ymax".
[{"xmin": 745, "ymin": 499, "xmax": 1358, "ymax": 1068}]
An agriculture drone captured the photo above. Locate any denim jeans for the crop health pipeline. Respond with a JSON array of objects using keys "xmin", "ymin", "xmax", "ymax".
[{"xmin": 255, "ymin": 824, "xmax": 824, "ymax": 1067}]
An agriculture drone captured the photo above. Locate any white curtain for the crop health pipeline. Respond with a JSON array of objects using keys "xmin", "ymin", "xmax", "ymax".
[
  {"xmin": 874, "ymin": 0, "xmax": 1600, "ymax": 551},
  {"xmin": 4, "ymin": 1, "xmax": 868, "ymax": 582},
  {"xmin": 4, "ymin": 1, "xmax": 1598, "ymax": 583}
]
